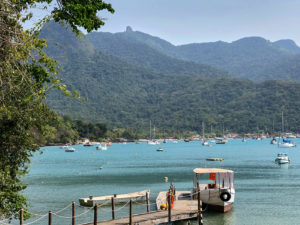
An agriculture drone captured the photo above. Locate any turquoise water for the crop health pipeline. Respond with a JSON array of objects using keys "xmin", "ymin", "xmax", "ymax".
[{"xmin": 20, "ymin": 139, "xmax": 300, "ymax": 225}]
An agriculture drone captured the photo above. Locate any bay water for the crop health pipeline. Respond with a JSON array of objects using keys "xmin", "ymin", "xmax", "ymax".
[{"xmin": 20, "ymin": 139, "xmax": 300, "ymax": 225}]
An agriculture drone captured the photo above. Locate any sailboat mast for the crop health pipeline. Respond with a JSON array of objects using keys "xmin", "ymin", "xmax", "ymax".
[
  {"xmin": 202, "ymin": 121, "xmax": 205, "ymax": 140},
  {"xmin": 149, "ymin": 120, "xmax": 152, "ymax": 140},
  {"xmin": 222, "ymin": 123, "xmax": 224, "ymax": 138},
  {"xmin": 281, "ymin": 111, "xmax": 284, "ymax": 134}
]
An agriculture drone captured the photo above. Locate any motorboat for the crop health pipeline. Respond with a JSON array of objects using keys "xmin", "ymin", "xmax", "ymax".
[
  {"xmin": 60, "ymin": 145, "xmax": 69, "ymax": 149},
  {"xmin": 270, "ymin": 137, "xmax": 277, "ymax": 145},
  {"xmin": 278, "ymin": 139, "xmax": 296, "ymax": 148},
  {"xmin": 156, "ymin": 147, "xmax": 163, "ymax": 152},
  {"xmin": 193, "ymin": 168, "xmax": 235, "ymax": 212},
  {"xmin": 216, "ymin": 139, "xmax": 226, "ymax": 144},
  {"xmin": 83, "ymin": 142, "xmax": 93, "ymax": 146},
  {"xmin": 65, "ymin": 146, "xmax": 76, "ymax": 152},
  {"xmin": 148, "ymin": 140, "xmax": 160, "ymax": 145},
  {"xmin": 206, "ymin": 158, "xmax": 224, "ymax": 161},
  {"xmin": 202, "ymin": 140, "xmax": 211, "ymax": 146},
  {"xmin": 96, "ymin": 144, "xmax": 107, "ymax": 150},
  {"xmin": 275, "ymin": 153, "xmax": 290, "ymax": 164}
]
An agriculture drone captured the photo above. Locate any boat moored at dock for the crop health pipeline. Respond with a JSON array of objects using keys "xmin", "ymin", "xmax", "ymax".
[
  {"xmin": 79, "ymin": 190, "xmax": 150, "ymax": 207},
  {"xmin": 193, "ymin": 168, "xmax": 235, "ymax": 212}
]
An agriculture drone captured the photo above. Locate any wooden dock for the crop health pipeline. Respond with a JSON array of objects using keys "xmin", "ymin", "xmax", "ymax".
[{"xmin": 82, "ymin": 191, "xmax": 201, "ymax": 225}]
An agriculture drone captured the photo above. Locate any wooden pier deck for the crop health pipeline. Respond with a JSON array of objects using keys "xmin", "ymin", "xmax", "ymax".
[{"xmin": 82, "ymin": 191, "xmax": 200, "ymax": 225}]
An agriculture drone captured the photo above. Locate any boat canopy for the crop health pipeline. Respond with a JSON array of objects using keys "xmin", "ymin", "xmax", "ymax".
[
  {"xmin": 193, "ymin": 168, "xmax": 233, "ymax": 174},
  {"xmin": 193, "ymin": 168, "xmax": 234, "ymax": 189},
  {"xmin": 283, "ymin": 139, "xmax": 292, "ymax": 143}
]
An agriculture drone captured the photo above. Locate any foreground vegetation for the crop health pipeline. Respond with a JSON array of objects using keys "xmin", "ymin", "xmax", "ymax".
[{"xmin": 0, "ymin": 0, "xmax": 113, "ymax": 220}]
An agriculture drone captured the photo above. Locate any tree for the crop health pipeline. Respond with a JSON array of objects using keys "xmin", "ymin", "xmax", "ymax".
[{"xmin": 0, "ymin": 0, "xmax": 114, "ymax": 220}]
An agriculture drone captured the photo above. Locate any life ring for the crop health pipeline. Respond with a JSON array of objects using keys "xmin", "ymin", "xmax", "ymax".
[
  {"xmin": 166, "ymin": 191, "xmax": 174, "ymax": 209},
  {"xmin": 220, "ymin": 191, "xmax": 231, "ymax": 202}
]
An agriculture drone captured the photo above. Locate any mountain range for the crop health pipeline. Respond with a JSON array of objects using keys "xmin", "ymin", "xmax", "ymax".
[
  {"xmin": 88, "ymin": 26, "xmax": 300, "ymax": 82},
  {"xmin": 41, "ymin": 22, "xmax": 300, "ymax": 133}
]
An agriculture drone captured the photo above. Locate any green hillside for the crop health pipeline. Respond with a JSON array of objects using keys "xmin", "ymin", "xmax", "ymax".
[
  {"xmin": 42, "ymin": 22, "xmax": 300, "ymax": 133},
  {"xmin": 87, "ymin": 27, "xmax": 300, "ymax": 82},
  {"xmin": 87, "ymin": 28, "xmax": 228, "ymax": 78}
]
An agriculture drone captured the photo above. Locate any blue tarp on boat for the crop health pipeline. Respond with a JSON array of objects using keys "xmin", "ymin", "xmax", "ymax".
[{"xmin": 283, "ymin": 139, "xmax": 292, "ymax": 143}]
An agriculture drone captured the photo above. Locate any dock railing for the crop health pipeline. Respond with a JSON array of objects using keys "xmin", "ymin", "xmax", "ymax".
[{"xmin": 2, "ymin": 185, "xmax": 203, "ymax": 225}]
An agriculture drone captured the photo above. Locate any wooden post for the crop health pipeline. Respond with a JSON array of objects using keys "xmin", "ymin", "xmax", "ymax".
[
  {"xmin": 146, "ymin": 191, "xmax": 150, "ymax": 213},
  {"xmin": 48, "ymin": 211, "xmax": 52, "ymax": 225},
  {"xmin": 20, "ymin": 208, "xmax": 23, "ymax": 225},
  {"xmin": 72, "ymin": 201, "xmax": 75, "ymax": 225},
  {"xmin": 129, "ymin": 199, "xmax": 133, "ymax": 225},
  {"xmin": 168, "ymin": 189, "xmax": 171, "ymax": 223},
  {"xmin": 93, "ymin": 205, "xmax": 98, "ymax": 225},
  {"xmin": 197, "ymin": 182, "xmax": 203, "ymax": 225},
  {"xmin": 111, "ymin": 197, "xmax": 115, "ymax": 220}
]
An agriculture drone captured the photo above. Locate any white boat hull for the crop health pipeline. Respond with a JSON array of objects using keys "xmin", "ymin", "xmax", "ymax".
[
  {"xmin": 275, "ymin": 157, "xmax": 290, "ymax": 164},
  {"xmin": 200, "ymin": 188, "xmax": 235, "ymax": 212},
  {"xmin": 278, "ymin": 143, "xmax": 295, "ymax": 148}
]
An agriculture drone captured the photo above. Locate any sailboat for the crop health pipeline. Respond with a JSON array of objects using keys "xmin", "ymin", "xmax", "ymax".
[
  {"xmin": 201, "ymin": 122, "xmax": 210, "ymax": 146},
  {"xmin": 147, "ymin": 121, "xmax": 159, "ymax": 145},
  {"xmin": 270, "ymin": 137, "xmax": 277, "ymax": 144},
  {"xmin": 278, "ymin": 112, "xmax": 296, "ymax": 148},
  {"xmin": 242, "ymin": 135, "xmax": 246, "ymax": 142},
  {"xmin": 216, "ymin": 124, "xmax": 227, "ymax": 144},
  {"xmin": 163, "ymin": 129, "xmax": 167, "ymax": 143},
  {"xmin": 96, "ymin": 144, "xmax": 107, "ymax": 150}
]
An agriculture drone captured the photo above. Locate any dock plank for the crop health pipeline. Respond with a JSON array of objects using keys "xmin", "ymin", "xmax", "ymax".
[{"xmin": 81, "ymin": 191, "xmax": 199, "ymax": 225}]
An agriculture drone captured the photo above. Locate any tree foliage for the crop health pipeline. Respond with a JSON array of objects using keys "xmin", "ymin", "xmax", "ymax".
[{"xmin": 0, "ymin": 0, "xmax": 113, "ymax": 220}]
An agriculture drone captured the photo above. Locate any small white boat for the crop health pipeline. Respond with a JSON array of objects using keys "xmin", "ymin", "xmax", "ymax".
[
  {"xmin": 156, "ymin": 147, "xmax": 163, "ymax": 152},
  {"xmin": 270, "ymin": 138, "xmax": 277, "ymax": 145},
  {"xmin": 202, "ymin": 140, "xmax": 211, "ymax": 146},
  {"xmin": 216, "ymin": 139, "xmax": 226, "ymax": 144},
  {"xmin": 83, "ymin": 142, "xmax": 94, "ymax": 146},
  {"xmin": 148, "ymin": 140, "xmax": 160, "ymax": 145},
  {"xmin": 278, "ymin": 139, "xmax": 296, "ymax": 148},
  {"xmin": 79, "ymin": 190, "xmax": 150, "ymax": 207},
  {"xmin": 65, "ymin": 146, "xmax": 76, "ymax": 152},
  {"xmin": 60, "ymin": 145, "xmax": 69, "ymax": 149},
  {"xmin": 275, "ymin": 153, "xmax": 290, "ymax": 164},
  {"xmin": 96, "ymin": 144, "xmax": 107, "ymax": 151}
]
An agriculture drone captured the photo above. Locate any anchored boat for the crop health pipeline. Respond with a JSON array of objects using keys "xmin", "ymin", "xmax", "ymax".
[{"xmin": 275, "ymin": 153, "xmax": 290, "ymax": 164}]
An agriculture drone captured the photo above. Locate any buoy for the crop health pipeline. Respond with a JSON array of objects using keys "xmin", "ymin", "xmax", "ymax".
[
  {"xmin": 160, "ymin": 203, "xmax": 167, "ymax": 210},
  {"xmin": 164, "ymin": 177, "xmax": 168, "ymax": 182}
]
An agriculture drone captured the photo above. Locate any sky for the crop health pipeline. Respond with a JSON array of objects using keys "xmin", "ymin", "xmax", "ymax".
[{"xmin": 28, "ymin": 0, "xmax": 300, "ymax": 46}]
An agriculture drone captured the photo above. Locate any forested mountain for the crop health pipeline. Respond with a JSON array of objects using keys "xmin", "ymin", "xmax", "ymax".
[
  {"xmin": 42, "ymin": 22, "xmax": 300, "ymax": 133},
  {"xmin": 87, "ymin": 28, "xmax": 227, "ymax": 78},
  {"xmin": 87, "ymin": 27, "xmax": 300, "ymax": 82}
]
